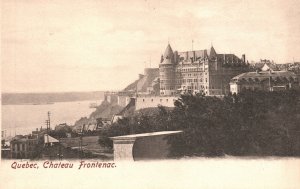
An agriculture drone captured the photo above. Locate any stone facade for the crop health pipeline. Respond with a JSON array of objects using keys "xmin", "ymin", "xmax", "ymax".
[
  {"xmin": 112, "ymin": 139, "xmax": 136, "ymax": 161},
  {"xmin": 10, "ymin": 137, "xmax": 38, "ymax": 159},
  {"xmin": 104, "ymin": 91, "xmax": 118, "ymax": 104},
  {"xmin": 135, "ymin": 96, "xmax": 177, "ymax": 110},
  {"xmin": 117, "ymin": 96, "xmax": 131, "ymax": 107},
  {"xmin": 110, "ymin": 131, "xmax": 182, "ymax": 161},
  {"xmin": 159, "ymin": 43, "xmax": 249, "ymax": 96}
]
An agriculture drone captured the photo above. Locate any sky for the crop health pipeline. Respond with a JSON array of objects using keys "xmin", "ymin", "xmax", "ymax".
[{"xmin": 1, "ymin": 0, "xmax": 300, "ymax": 93}]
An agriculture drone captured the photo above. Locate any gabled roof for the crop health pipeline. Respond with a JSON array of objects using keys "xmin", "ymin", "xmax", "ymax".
[
  {"xmin": 44, "ymin": 134, "xmax": 59, "ymax": 144},
  {"xmin": 261, "ymin": 63, "xmax": 272, "ymax": 71}
]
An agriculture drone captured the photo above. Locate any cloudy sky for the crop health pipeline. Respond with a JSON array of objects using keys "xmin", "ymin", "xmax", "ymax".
[{"xmin": 2, "ymin": 0, "xmax": 300, "ymax": 93}]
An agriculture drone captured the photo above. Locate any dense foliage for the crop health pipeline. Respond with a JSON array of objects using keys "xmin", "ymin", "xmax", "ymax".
[{"xmin": 99, "ymin": 90, "xmax": 300, "ymax": 157}]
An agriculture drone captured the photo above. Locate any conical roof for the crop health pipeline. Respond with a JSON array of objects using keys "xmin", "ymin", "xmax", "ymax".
[
  {"xmin": 164, "ymin": 44, "xmax": 174, "ymax": 58},
  {"xmin": 162, "ymin": 44, "xmax": 174, "ymax": 64},
  {"xmin": 209, "ymin": 46, "xmax": 217, "ymax": 57}
]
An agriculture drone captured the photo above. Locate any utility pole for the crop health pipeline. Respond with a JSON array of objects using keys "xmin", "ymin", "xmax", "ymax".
[
  {"xmin": 45, "ymin": 111, "xmax": 51, "ymax": 150},
  {"xmin": 45, "ymin": 120, "xmax": 49, "ymax": 132},
  {"xmin": 47, "ymin": 111, "xmax": 51, "ymax": 130},
  {"xmin": 78, "ymin": 132, "xmax": 83, "ymax": 160},
  {"xmin": 45, "ymin": 120, "xmax": 49, "ymax": 148},
  {"xmin": 269, "ymin": 70, "xmax": 272, "ymax": 91}
]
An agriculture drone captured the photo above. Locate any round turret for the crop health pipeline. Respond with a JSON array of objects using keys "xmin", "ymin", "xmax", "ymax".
[{"xmin": 159, "ymin": 44, "xmax": 176, "ymax": 96}]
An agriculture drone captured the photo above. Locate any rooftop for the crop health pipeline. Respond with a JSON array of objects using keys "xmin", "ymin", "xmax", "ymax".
[{"xmin": 231, "ymin": 71, "xmax": 298, "ymax": 82}]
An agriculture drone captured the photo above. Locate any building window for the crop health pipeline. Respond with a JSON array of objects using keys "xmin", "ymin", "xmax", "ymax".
[{"xmin": 143, "ymin": 99, "xmax": 145, "ymax": 102}]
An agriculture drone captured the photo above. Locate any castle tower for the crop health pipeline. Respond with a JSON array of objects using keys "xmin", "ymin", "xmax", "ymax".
[
  {"xmin": 159, "ymin": 43, "xmax": 176, "ymax": 96},
  {"xmin": 209, "ymin": 46, "xmax": 217, "ymax": 58},
  {"xmin": 208, "ymin": 45, "xmax": 218, "ymax": 70}
]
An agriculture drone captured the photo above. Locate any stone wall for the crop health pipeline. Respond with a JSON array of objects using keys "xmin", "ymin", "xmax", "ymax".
[
  {"xmin": 113, "ymin": 140, "xmax": 135, "ymax": 161},
  {"xmin": 110, "ymin": 131, "xmax": 182, "ymax": 161},
  {"xmin": 117, "ymin": 96, "xmax": 131, "ymax": 107},
  {"xmin": 135, "ymin": 96, "xmax": 176, "ymax": 110},
  {"xmin": 132, "ymin": 135, "xmax": 170, "ymax": 161}
]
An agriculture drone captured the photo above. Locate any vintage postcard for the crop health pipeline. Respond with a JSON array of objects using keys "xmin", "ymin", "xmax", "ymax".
[{"xmin": 1, "ymin": 0, "xmax": 300, "ymax": 188}]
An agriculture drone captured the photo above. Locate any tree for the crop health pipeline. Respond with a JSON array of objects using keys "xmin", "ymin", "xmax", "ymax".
[
  {"xmin": 98, "ymin": 90, "xmax": 300, "ymax": 157},
  {"xmin": 1, "ymin": 139, "xmax": 5, "ymax": 147}
]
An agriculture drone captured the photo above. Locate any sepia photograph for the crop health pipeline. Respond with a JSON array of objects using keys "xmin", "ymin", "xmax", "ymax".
[{"xmin": 1, "ymin": 0, "xmax": 300, "ymax": 188}]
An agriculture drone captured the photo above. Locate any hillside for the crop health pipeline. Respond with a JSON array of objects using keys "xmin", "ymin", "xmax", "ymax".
[
  {"xmin": 89, "ymin": 100, "xmax": 124, "ymax": 120},
  {"xmin": 73, "ymin": 100, "xmax": 124, "ymax": 127},
  {"xmin": 122, "ymin": 68, "xmax": 159, "ymax": 95}
]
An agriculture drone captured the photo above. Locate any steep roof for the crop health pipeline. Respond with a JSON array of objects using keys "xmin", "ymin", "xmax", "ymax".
[
  {"xmin": 208, "ymin": 46, "xmax": 217, "ymax": 57},
  {"xmin": 161, "ymin": 44, "xmax": 174, "ymax": 64},
  {"xmin": 164, "ymin": 44, "xmax": 174, "ymax": 58},
  {"xmin": 44, "ymin": 134, "xmax": 59, "ymax": 144},
  {"xmin": 261, "ymin": 63, "xmax": 272, "ymax": 71}
]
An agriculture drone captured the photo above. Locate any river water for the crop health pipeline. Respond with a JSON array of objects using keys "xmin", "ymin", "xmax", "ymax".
[{"xmin": 1, "ymin": 100, "xmax": 102, "ymax": 137}]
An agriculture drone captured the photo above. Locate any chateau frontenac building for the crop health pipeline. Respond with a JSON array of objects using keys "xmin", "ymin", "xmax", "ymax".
[
  {"xmin": 159, "ymin": 43, "xmax": 250, "ymax": 96},
  {"xmin": 105, "ymin": 43, "xmax": 252, "ymax": 110}
]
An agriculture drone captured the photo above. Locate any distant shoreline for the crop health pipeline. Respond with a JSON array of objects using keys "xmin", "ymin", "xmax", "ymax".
[{"xmin": 2, "ymin": 91, "xmax": 105, "ymax": 105}]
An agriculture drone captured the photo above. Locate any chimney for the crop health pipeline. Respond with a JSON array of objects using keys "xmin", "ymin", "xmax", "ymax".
[
  {"xmin": 242, "ymin": 54, "xmax": 246, "ymax": 63},
  {"xmin": 139, "ymin": 74, "xmax": 144, "ymax": 79},
  {"xmin": 174, "ymin": 51, "xmax": 178, "ymax": 63},
  {"xmin": 193, "ymin": 51, "xmax": 196, "ymax": 62}
]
